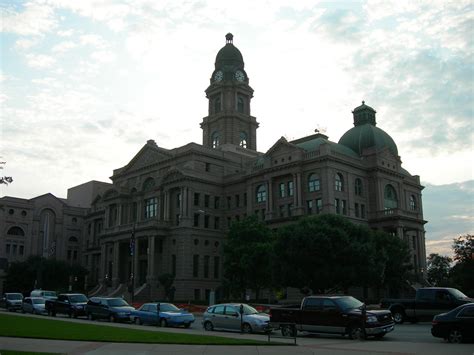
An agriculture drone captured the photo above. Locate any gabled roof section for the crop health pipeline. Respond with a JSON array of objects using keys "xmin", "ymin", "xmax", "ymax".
[
  {"xmin": 116, "ymin": 140, "xmax": 173, "ymax": 176},
  {"xmin": 265, "ymin": 136, "xmax": 301, "ymax": 156},
  {"xmin": 30, "ymin": 193, "xmax": 68, "ymax": 206}
]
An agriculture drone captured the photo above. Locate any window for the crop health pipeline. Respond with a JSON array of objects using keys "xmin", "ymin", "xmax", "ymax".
[
  {"xmin": 384, "ymin": 184, "xmax": 398, "ymax": 209},
  {"xmin": 341, "ymin": 200, "xmax": 347, "ymax": 215},
  {"xmin": 355, "ymin": 203, "xmax": 359, "ymax": 218},
  {"xmin": 214, "ymin": 256, "xmax": 220, "ymax": 278},
  {"xmin": 205, "ymin": 162, "xmax": 210, "ymax": 172},
  {"xmin": 194, "ymin": 213, "xmax": 200, "ymax": 227},
  {"xmin": 279, "ymin": 183, "xmax": 286, "ymax": 198},
  {"xmin": 235, "ymin": 194, "xmax": 240, "ymax": 207},
  {"xmin": 237, "ymin": 96, "xmax": 244, "ymax": 113},
  {"xmin": 19, "ymin": 245, "xmax": 24, "ymax": 255},
  {"xmin": 256, "ymin": 184, "xmax": 267, "ymax": 203},
  {"xmin": 205, "ymin": 194, "xmax": 210, "ymax": 208},
  {"xmin": 214, "ymin": 216, "xmax": 220, "ymax": 229},
  {"xmin": 7, "ymin": 226, "xmax": 25, "ymax": 236},
  {"xmin": 193, "ymin": 255, "xmax": 199, "ymax": 277},
  {"xmin": 361, "ymin": 204, "xmax": 366, "ymax": 218},
  {"xmin": 204, "ymin": 215, "xmax": 210, "ymax": 228},
  {"xmin": 288, "ymin": 181, "xmax": 294, "ymax": 196},
  {"xmin": 409, "ymin": 195, "xmax": 417, "ymax": 211},
  {"xmin": 194, "ymin": 193, "xmax": 200, "ymax": 206},
  {"xmin": 243, "ymin": 193, "xmax": 247, "ymax": 206},
  {"xmin": 176, "ymin": 193, "xmax": 181, "ymax": 208},
  {"xmin": 279, "ymin": 205, "xmax": 285, "ymax": 217},
  {"xmin": 316, "ymin": 198, "xmax": 322, "ymax": 213},
  {"xmin": 204, "ymin": 255, "xmax": 210, "ymax": 278},
  {"xmin": 227, "ymin": 196, "xmax": 231, "ymax": 209},
  {"xmin": 287, "ymin": 203, "xmax": 293, "ymax": 217},
  {"xmin": 239, "ymin": 132, "xmax": 247, "ymax": 148},
  {"xmin": 214, "ymin": 196, "xmax": 220, "ymax": 209},
  {"xmin": 211, "ymin": 131, "xmax": 220, "ymax": 148},
  {"xmin": 458, "ymin": 306, "xmax": 474, "ymax": 317},
  {"xmin": 171, "ymin": 255, "xmax": 176, "ymax": 276},
  {"xmin": 335, "ymin": 173, "xmax": 344, "ymax": 191},
  {"xmin": 144, "ymin": 197, "xmax": 158, "ymax": 218},
  {"xmin": 355, "ymin": 178, "xmax": 363, "ymax": 196},
  {"xmin": 307, "ymin": 200, "xmax": 313, "ymax": 214},
  {"xmin": 214, "ymin": 96, "xmax": 221, "ymax": 113},
  {"xmin": 308, "ymin": 174, "xmax": 320, "ymax": 192},
  {"xmin": 335, "ymin": 198, "xmax": 340, "ymax": 214}
]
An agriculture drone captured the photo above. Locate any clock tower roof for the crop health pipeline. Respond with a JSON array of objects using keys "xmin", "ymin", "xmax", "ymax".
[{"xmin": 215, "ymin": 33, "xmax": 244, "ymax": 70}]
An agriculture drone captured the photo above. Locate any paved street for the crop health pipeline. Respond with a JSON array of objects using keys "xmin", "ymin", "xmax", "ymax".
[{"xmin": 1, "ymin": 311, "xmax": 473, "ymax": 354}]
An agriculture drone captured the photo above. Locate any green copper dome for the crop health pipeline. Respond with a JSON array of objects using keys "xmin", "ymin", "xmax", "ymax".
[
  {"xmin": 338, "ymin": 102, "xmax": 399, "ymax": 156},
  {"xmin": 215, "ymin": 33, "xmax": 244, "ymax": 69}
]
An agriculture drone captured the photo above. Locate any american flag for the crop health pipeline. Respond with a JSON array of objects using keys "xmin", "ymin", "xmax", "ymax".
[{"xmin": 130, "ymin": 226, "xmax": 135, "ymax": 256}]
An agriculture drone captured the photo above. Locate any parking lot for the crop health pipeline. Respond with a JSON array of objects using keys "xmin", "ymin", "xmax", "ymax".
[{"xmin": 1, "ymin": 310, "xmax": 473, "ymax": 354}]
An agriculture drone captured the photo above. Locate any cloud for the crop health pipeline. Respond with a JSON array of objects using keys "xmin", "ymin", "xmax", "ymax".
[
  {"xmin": 52, "ymin": 41, "xmax": 77, "ymax": 53},
  {"xmin": 25, "ymin": 54, "xmax": 56, "ymax": 68},
  {"xmin": 1, "ymin": 1, "xmax": 58, "ymax": 36}
]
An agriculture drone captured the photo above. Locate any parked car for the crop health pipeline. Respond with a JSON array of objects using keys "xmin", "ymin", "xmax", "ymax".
[
  {"xmin": 22, "ymin": 297, "xmax": 47, "ymax": 315},
  {"xmin": 85, "ymin": 297, "xmax": 135, "ymax": 322},
  {"xmin": 45, "ymin": 293, "xmax": 88, "ymax": 318},
  {"xmin": 431, "ymin": 303, "xmax": 474, "ymax": 343},
  {"xmin": 30, "ymin": 290, "xmax": 57, "ymax": 300},
  {"xmin": 270, "ymin": 295, "xmax": 394, "ymax": 339},
  {"xmin": 131, "ymin": 302, "xmax": 195, "ymax": 328},
  {"xmin": 380, "ymin": 287, "xmax": 473, "ymax": 324},
  {"xmin": 202, "ymin": 303, "xmax": 270, "ymax": 333},
  {"xmin": 0, "ymin": 293, "xmax": 24, "ymax": 312}
]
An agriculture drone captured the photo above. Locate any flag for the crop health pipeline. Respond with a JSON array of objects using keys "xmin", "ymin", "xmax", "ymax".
[{"xmin": 130, "ymin": 227, "xmax": 135, "ymax": 256}]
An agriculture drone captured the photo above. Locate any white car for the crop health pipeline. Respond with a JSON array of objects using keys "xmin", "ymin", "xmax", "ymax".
[
  {"xmin": 202, "ymin": 303, "xmax": 270, "ymax": 333},
  {"xmin": 22, "ymin": 297, "xmax": 47, "ymax": 315}
]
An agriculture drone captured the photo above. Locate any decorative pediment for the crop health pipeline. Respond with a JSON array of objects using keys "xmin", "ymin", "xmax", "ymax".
[
  {"xmin": 265, "ymin": 136, "xmax": 301, "ymax": 157},
  {"xmin": 161, "ymin": 168, "xmax": 186, "ymax": 185},
  {"xmin": 122, "ymin": 141, "xmax": 173, "ymax": 174}
]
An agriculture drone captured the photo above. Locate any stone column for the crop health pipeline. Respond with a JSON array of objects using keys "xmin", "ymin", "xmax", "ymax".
[
  {"xmin": 112, "ymin": 241, "xmax": 120, "ymax": 287},
  {"xmin": 146, "ymin": 236, "xmax": 157, "ymax": 287},
  {"xmin": 163, "ymin": 191, "xmax": 170, "ymax": 221},
  {"xmin": 133, "ymin": 239, "xmax": 139, "ymax": 287},
  {"xmin": 100, "ymin": 242, "xmax": 107, "ymax": 282}
]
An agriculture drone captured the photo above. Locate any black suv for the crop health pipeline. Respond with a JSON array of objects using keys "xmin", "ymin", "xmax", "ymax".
[
  {"xmin": 0, "ymin": 293, "xmax": 24, "ymax": 312},
  {"xmin": 85, "ymin": 297, "xmax": 135, "ymax": 322}
]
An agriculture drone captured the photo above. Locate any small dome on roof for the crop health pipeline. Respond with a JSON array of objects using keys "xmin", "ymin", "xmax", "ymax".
[{"xmin": 215, "ymin": 33, "xmax": 244, "ymax": 69}]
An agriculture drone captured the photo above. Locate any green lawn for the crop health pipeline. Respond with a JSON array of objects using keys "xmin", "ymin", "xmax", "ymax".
[
  {"xmin": 0, "ymin": 351, "xmax": 63, "ymax": 355},
  {"xmin": 0, "ymin": 314, "xmax": 271, "ymax": 345}
]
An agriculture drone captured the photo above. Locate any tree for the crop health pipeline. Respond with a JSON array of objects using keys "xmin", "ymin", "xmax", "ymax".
[
  {"xmin": 223, "ymin": 216, "xmax": 273, "ymax": 300},
  {"xmin": 449, "ymin": 235, "xmax": 474, "ymax": 296},
  {"xmin": 426, "ymin": 253, "xmax": 452, "ymax": 286},
  {"xmin": 158, "ymin": 273, "xmax": 175, "ymax": 301}
]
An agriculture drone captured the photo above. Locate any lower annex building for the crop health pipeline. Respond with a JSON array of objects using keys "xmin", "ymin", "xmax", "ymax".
[{"xmin": 1, "ymin": 34, "xmax": 427, "ymax": 300}]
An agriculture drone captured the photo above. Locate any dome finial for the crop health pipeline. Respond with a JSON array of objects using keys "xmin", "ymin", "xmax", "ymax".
[
  {"xmin": 225, "ymin": 33, "xmax": 233, "ymax": 44},
  {"xmin": 362, "ymin": 100, "xmax": 365, "ymax": 105}
]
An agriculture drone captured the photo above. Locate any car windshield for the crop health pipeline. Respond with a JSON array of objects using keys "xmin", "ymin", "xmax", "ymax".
[
  {"xmin": 159, "ymin": 303, "xmax": 180, "ymax": 312},
  {"xmin": 33, "ymin": 299, "xmax": 45, "ymax": 304},
  {"xmin": 242, "ymin": 304, "xmax": 259, "ymax": 315},
  {"xmin": 7, "ymin": 294, "xmax": 23, "ymax": 300},
  {"xmin": 107, "ymin": 299, "xmax": 129, "ymax": 307},
  {"xmin": 69, "ymin": 295, "xmax": 88, "ymax": 303},
  {"xmin": 450, "ymin": 288, "xmax": 469, "ymax": 299},
  {"xmin": 44, "ymin": 292, "xmax": 57, "ymax": 297},
  {"xmin": 334, "ymin": 296, "xmax": 363, "ymax": 311}
]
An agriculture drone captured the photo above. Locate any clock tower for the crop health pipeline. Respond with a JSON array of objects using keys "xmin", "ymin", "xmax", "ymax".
[{"xmin": 201, "ymin": 33, "xmax": 259, "ymax": 151}]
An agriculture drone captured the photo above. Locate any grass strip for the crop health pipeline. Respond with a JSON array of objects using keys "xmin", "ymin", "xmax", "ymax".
[
  {"xmin": 0, "ymin": 351, "xmax": 63, "ymax": 355},
  {"xmin": 0, "ymin": 314, "xmax": 272, "ymax": 345}
]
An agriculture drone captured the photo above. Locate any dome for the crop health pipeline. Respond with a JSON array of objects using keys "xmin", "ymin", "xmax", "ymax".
[
  {"xmin": 338, "ymin": 102, "xmax": 399, "ymax": 156},
  {"xmin": 215, "ymin": 33, "xmax": 244, "ymax": 69}
]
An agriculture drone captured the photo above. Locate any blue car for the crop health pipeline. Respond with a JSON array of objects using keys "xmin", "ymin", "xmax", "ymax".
[{"xmin": 131, "ymin": 302, "xmax": 195, "ymax": 328}]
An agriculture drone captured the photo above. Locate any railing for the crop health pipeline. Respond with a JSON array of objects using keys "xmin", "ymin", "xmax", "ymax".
[{"xmin": 369, "ymin": 208, "xmax": 423, "ymax": 220}]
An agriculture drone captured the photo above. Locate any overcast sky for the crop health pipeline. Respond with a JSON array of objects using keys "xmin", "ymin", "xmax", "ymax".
[{"xmin": 1, "ymin": 0, "xmax": 473, "ymax": 256}]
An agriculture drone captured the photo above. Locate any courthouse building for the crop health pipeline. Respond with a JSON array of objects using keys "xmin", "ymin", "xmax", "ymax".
[{"xmin": 1, "ymin": 34, "xmax": 426, "ymax": 300}]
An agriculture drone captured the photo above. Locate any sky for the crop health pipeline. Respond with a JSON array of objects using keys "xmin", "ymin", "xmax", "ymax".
[{"xmin": 1, "ymin": 0, "xmax": 473, "ymax": 256}]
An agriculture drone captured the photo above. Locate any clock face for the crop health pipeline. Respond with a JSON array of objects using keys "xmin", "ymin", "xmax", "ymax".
[
  {"xmin": 235, "ymin": 70, "xmax": 245, "ymax": 82},
  {"xmin": 214, "ymin": 70, "xmax": 223, "ymax": 82}
]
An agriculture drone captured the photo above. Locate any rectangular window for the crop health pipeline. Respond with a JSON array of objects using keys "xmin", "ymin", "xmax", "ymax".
[
  {"xmin": 205, "ymin": 163, "xmax": 210, "ymax": 172},
  {"xmin": 172, "ymin": 255, "xmax": 176, "ymax": 276},
  {"xmin": 235, "ymin": 194, "xmax": 240, "ymax": 207},
  {"xmin": 279, "ymin": 183, "xmax": 286, "ymax": 198},
  {"xmin": 214, "ymin": 196, "xmax": 220, "ymax": 209},
  {"xmin": 73, "ymin": 250, "xmax": 78, "ymax": 260},
  {"xmin": 355, "ymin": 203, "xmax": 360, "ymax": 218},
  {"xmin": 194, "ymin": 289, "xmax": 200, "ymax": 301},
  {"xmin": 214, "ymin": 256, "xmax": 220, "ymax": 278},
  {"xmin": 19, "ymin": 245, "xmax": 24, "ymax": 255},
  {"xmin": 193, "ymin": 255, "xmax": 199, "ymax": 277},
  {"xmin": 279, "ymin": 205, "xmax": 285, "ymax": 217},
  {"xmin": 227, "ymin": 217, "xmax": 232, "ymax": 227},
  {"xmin": 205, "ymin": 194, "xmax": 210, "ymax": 208},
  {"xmin": 194, "ymin": 213, "xmax": 200, "ymax": 227},
  {"xmin": 214, "ymin": 216, "xmax": 220, "ymax": 229},
  {"xmin": 361, "ymin": 204, "xmax": 366, "ymax": 218},
  {"xmin": 288, "ymin": 181, "xmax": 294, "ymax": 197},
  {"xmin": 204, "ymin": 215, "xmax": 210, "ymax": 228},
  {"xmin": 287, "ymin": 203, "xmax": 293, "ymax": 217},
  {"xmin": 176, "ymin": 193, "xmax": 181, "ymax": 208},
  {"xmin": 335, "ymin": 198, "xmax": 340, "ymax": 214},
  {"xmin": 307, "ymin": 200, "xmax": 313, "ymax": 214},
  {"xmin": 6, "ymin": 244, "xmax": 10, "ymax": 254},
  {"xmin": 194, "ymin": 193, "xmax": 200, "ymax": 206},
  {"xmin": 316, "ymin": 198, "xmax": 322, "ymax": 214},
  {"xmin": 227, "ymin": 196, "xmax": 231, "ymax": 209},
  {"xmin": 144, "ymin": 197, "xmax": 158, "ymax": 219},
  {"xmin": 244, "ymin": 193, "xmax": 247, "ymax": 206},
  {"xmin": 67, "ymin": 250, "xmax": 72, "ymax": 260},
  {"xmin": 12, "ymin": 244, "xmax": 17, "ymax": 255},
  {"xmin": 109, "ymin": 204, "xmax": 118, "ymax": 227},
  {"xmin": 175, "ymin": 214, "xmax": 180, "ymax": 226},
  {"xmin": 342, "ymin": 200, "xmax": 347, "ymax": 215},
  {"xmin": 204, "ymin": 255, "xmax": 210, "ymax": 278}
]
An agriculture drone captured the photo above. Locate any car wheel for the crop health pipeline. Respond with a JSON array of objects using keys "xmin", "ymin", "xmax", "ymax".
[
  {"xmin": 68, "ymin": 312, "xmax": 72, "ymax": 318},
  {"xmin": 391, "ymin": 309, "xmax": 405, "ymax": 324},
  {"xmin": 448, "ymin": 328, "xmax": 463, "ymax": 344},
  {"xmin": 183, "ymin": 323, "xmax": 191, "ymax": 329},
  {"xmin": 87, "ymin": 313, "xmax": 95, "ymax": 321},
  {"xmin": 73, "ymin": 312, "xmax": 78, "ymax": 319},
  {"xmin": 110, "ymin": 314, "xmax": 116, "ymax": 323},
  {"xmin": 135, "ymin": 317, "xmax": 142, "ymax": 325},
  {"xmin": 281, "ymin": 325, "xmax": 296, "ymax": 337},
  {"xmin": 374, "ymin": 333, "xmax": 385, "ymax": 339},
  {"xmin": 160, "ymin": 318, "xmax": 167, "ymax": 327},
  {"xmin": 203, "ymin": 321, "xmax": 214, "ymax": 331},
  {"xmin": 347, "ymin": 325, "xmax": 364, "ymax": 340},
  {"xmin": 242, "ymin": 323, "xmax": 252, "ymax": 333}
]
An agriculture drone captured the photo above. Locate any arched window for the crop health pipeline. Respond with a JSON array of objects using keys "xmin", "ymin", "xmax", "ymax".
[
  {"xmin": 239, "ymin": 132, "xmax": 247, "ymax": 148},
  {"xmin": 211, "ymin": 131, "xmax": 220, "ymax": 148},
  {"xmin": 355, "ymin": 178, "xmax": 363, "ymax": 196},
  {"xmin": 142, "ymin": 177, "xmax": 155, "ymax": 192},
  {"xmin": 308, "ymin": 174, "xmax": 320, "ymax": 192},
  {"xmin": 409, "ymin": 195, "xmax": 417, "ymax": 211},
  {"xmin": 256, "ymin": 184, "xmax": 267, "ymax": 203},
  {"xmin": 7, "ymin": 226, "xmax": 25, "ymax": 236},
  {"xmin": 68, "ymin": 236, "xmax": 78, "ymax": 243},
  {"xmin": 335, "ymin": 173, "xmax": 344, "ymax": 191},
  {"xmin": 237, "ymin": 96, "xmax": 244, "ymax": 113},
  {"xmin": 214, "ymin": 97, "xmax": 221, "ymax": 113},
  {"xmin": 384, "ymin": 184, "xmax": 398, "ymax": 209}
]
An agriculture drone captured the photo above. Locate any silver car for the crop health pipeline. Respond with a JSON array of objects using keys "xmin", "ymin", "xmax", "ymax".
[
  {"xmin": 22, "ymin": 297, "xmax": 47, "ymax": 315},
  {"xmin": 202, "ymin": 303, "xmax": 270, "ymax": 333}
]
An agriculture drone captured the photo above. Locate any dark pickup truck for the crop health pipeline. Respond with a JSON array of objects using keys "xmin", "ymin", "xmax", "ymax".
[
  {"xmin": 380, "ymin": 287, "xmax": 473, "ymax": 324},
  {"xmin": 270, "ymin": 295, "xmax": 394, "ymax": 339},
  {"xmin": 45, "ymin": 293, "xmax": 88, "ymax": 318}
]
